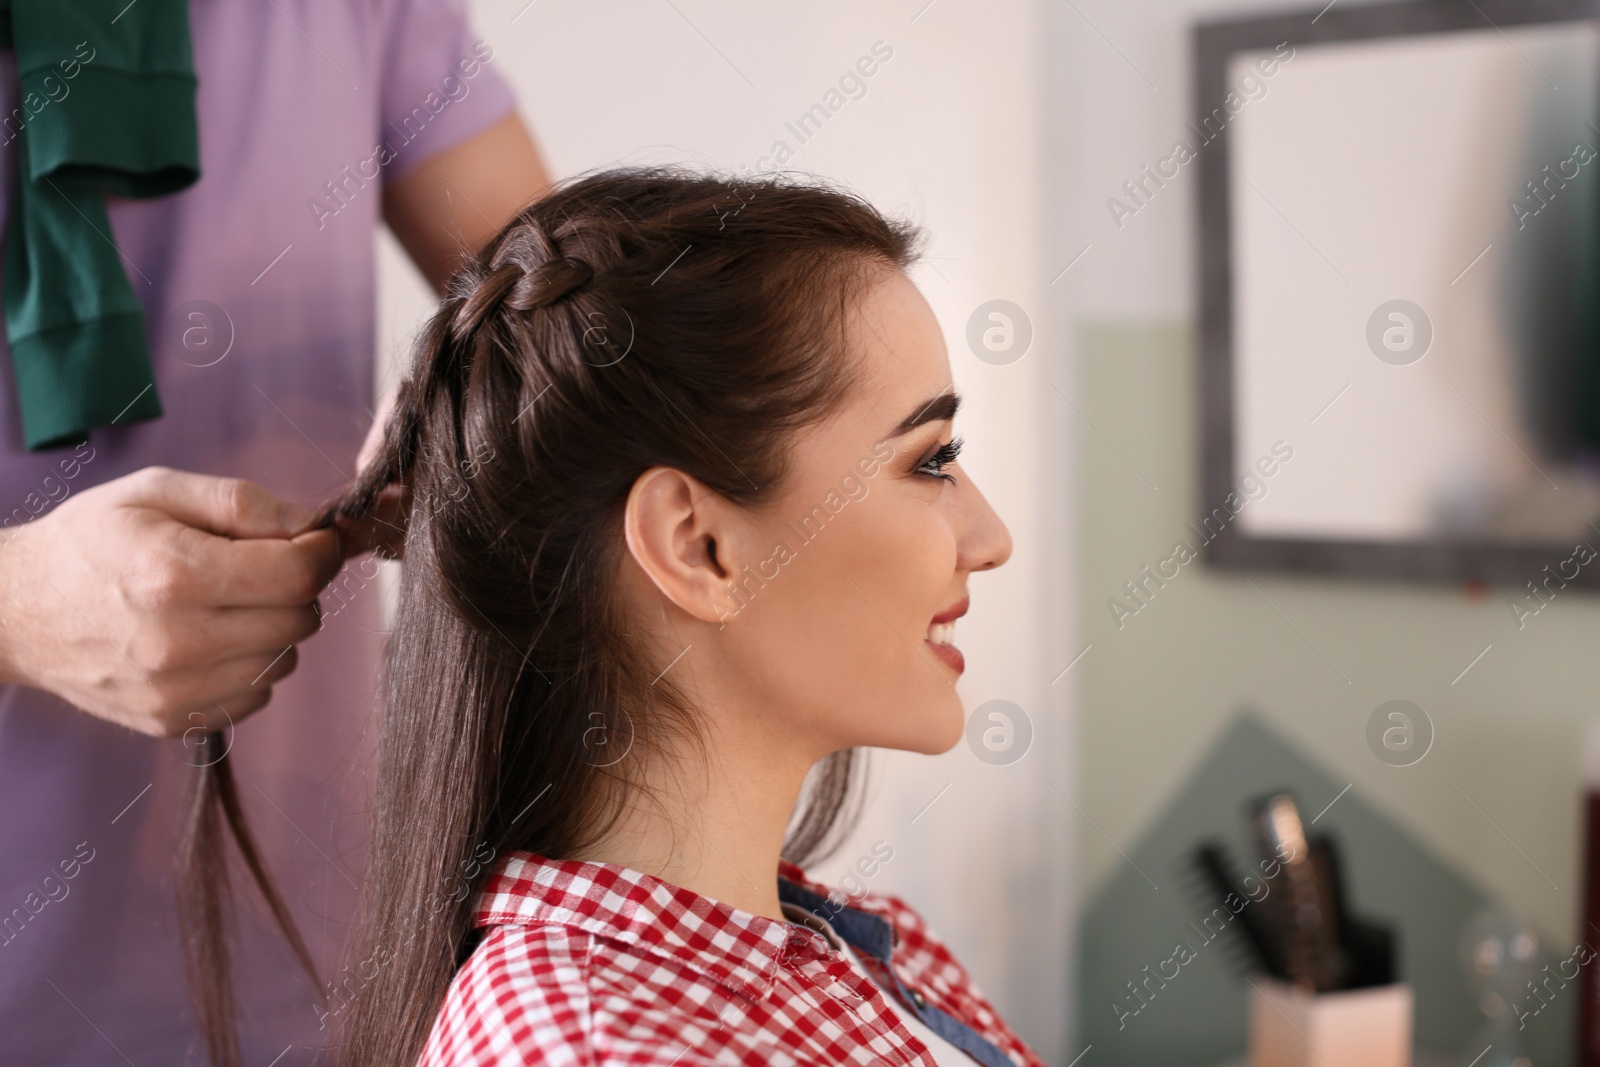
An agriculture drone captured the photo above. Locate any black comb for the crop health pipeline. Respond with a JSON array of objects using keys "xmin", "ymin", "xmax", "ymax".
[{"xmin": 1184, "ymin": 840, "xmax": 1284, "ymax": 979}]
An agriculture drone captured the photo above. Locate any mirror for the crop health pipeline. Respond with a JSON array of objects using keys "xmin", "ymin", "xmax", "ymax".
[{"xmin": 1198, "ymin": 0, "xmax": 1600, "ymax": 586}]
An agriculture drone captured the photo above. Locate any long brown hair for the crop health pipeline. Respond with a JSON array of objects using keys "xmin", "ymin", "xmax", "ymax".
[
  {"xmin": 177, "ymin": 734, "xmax": 324, "ymax": 1067},
  {"xmin": 179, "ymin": 166, "xmax": 921, "ymax": 1067}
]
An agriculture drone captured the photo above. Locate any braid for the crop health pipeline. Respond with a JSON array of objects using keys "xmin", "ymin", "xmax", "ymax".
[
  {"xmin": 451, "ymin": 254, "xmax": 593, "ymax": 338},
  {"xmin": 313, "ymin": 249, "xmax": 592, "ymax": 538}
]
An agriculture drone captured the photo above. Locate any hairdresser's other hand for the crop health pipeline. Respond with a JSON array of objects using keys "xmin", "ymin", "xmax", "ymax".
[
  {"xmin": 0, "ymin": 466, "xmax": 342, "ymax": 738},
  {"xmin": 339, "ymin": 386, "xmax": 410, "ymax": 561}
]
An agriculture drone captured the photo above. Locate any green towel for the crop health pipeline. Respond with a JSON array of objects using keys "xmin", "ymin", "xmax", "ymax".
[{"xmin": 1, "ymin": 0, "xmax": 198, "ymax": 451}]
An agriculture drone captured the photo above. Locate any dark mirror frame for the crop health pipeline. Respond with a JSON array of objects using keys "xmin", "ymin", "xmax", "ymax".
[{"xmin": 1197, "ymin": 0, "xmax": 1600, "ymax": 587}]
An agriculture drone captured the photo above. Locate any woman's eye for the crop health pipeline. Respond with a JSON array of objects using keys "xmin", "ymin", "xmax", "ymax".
[{"xmin": 917, "ymin": 435, "xmax": 964, "ymax": 484}]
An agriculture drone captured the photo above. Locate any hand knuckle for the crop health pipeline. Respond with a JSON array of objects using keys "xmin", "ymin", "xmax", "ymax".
[
  {"xmin": 123, "ymin": 631, "xmax": 156, "ymax": 673},
  {"xmin": 133, "ymin": 465, "xmax": 172, "ymax": 490},
  {"xmin": 151, "ymin": 633, "xmax": 189, "ymax": 673},
  {"xmin": 215, "ymin": 477, "xmax": 253, "ymax": 520},
  {"xmin": 131, "ymin": 562, "xmax": 181, "ymax": 609},
  {"xmin": 125, "ymin": 465, "xmax": 177, "ymax": 504}
]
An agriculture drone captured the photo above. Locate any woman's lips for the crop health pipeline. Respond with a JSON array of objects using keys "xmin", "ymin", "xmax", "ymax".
[
  {"xmin": 925, "ymin": 638, "xmax": 965, "ymax": 673},
  {"xmin": 930, "ymin": 595, "xmax": 969, "ymax": 625}
]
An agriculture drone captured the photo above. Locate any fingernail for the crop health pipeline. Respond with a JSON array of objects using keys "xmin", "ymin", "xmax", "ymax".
[{"xmin": 280, "ymin": 501, "xmax": 317, "ymax": 535}]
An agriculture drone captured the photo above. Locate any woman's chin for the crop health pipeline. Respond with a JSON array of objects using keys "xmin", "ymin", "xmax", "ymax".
[{"xmin": 877, "ymin": 701, "xmax": 966, "ymax": 756}]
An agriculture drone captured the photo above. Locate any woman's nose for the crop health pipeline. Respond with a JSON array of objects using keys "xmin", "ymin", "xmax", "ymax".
[{"xmin": 958, "ymin": 472, "xmax": 1013, "ymax": 573}]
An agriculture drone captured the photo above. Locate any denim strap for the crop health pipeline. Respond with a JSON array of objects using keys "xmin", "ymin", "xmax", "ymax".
[{"xmin": 777, "ymin": 878, "xmax": 1018, "ymax": 1067}]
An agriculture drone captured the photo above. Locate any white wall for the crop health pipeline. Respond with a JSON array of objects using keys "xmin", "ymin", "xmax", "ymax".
[
  {"xmin": 1059, "ymin": 0, "xmax": 1311, "ymax": 322},
  {"xmin": 376, "ymin": 0, "xmax": 1075, "ymax": 1060}
]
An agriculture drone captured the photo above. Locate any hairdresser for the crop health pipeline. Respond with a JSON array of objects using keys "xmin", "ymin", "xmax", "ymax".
[{"xmin": 0, "ymin": 2, "xmax": 548, "ymax": 1062}]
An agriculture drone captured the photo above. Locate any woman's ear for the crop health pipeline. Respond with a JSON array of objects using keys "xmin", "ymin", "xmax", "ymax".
[{"xmin": 621, "ymin": 466, "xmax": 744, "ymax": 624}]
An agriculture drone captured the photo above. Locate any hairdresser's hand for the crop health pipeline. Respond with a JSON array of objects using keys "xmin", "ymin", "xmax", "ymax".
[
  {"xmin": 339, "ymin": 386, "xmax": 410, "ymax": 561},
  {"xmin": 0, "ymin": 466, "xmax": 342, "ymax": 738}
]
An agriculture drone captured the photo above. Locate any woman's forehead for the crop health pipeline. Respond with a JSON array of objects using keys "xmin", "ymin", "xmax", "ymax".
[{"xmin": 841, "ymin": 271, "xmax": 951, "ymax": 427}]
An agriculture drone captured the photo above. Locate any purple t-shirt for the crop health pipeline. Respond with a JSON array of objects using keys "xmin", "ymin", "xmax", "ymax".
[{"xmin": 0, "ymin": 2, "xmax": 516, "ymax": 1062}]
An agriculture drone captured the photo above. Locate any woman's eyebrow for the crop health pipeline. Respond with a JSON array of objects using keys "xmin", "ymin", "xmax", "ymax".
[{"xmin": 887, "ymin": 389, "xmax": 961, "ymax": 438}]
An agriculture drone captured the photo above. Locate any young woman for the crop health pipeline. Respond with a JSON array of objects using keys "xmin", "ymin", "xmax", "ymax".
[{"xmin": 321, "ymin": 167, "xmax": 1043, "ymax": 1067}]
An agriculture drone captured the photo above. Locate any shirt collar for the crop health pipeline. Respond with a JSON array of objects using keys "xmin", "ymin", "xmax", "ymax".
[
  {"xmin": 775, "ymin": 859, "xmax": 899, "ymax": 963},
  {"xmin": 473, "ymin": 850, "xmax": 863, "ymax": 1001},
  {"xmin": 780, "ymin": 901, "xmax": 845, "ymax": 949}
]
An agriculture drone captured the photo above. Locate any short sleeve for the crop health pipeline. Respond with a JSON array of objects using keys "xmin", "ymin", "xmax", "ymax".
[{"xmin": 377, "ymin": 0, "xmax": 519, "ymax": 182}]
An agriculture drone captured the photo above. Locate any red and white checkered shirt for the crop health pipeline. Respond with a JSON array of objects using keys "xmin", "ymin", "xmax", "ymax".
[{"xmin": 419, "ymin": 850, "xmax": 1050, "ymax": 1067}]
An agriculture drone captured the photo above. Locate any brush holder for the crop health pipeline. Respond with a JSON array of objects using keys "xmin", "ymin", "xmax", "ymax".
[{"xmin": 1248, "ymin": 978, "xmax": 1412, "ymax": 1067}]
